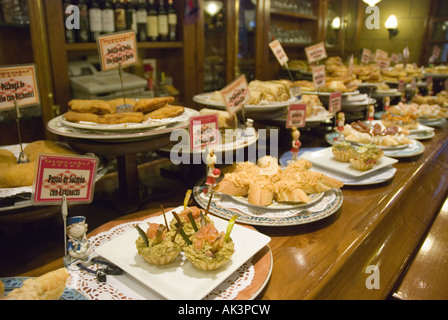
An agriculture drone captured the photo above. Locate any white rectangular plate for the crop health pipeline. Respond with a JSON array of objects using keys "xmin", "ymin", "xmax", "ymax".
[
  {"xmin": 95, "ymin": 207, "xmax": 271, "ymax": 300},
  {"xmin": 301, "ymin": 147, "xmax": 398, "ymax": 177}
]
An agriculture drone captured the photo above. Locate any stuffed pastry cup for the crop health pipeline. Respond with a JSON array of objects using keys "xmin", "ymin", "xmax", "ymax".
[
  {"xmin": 135, "ymin": 223, "xmax": 182, "ymax": 265},
  {"xmin": 183, "ymin": 223, "xmax": 234, "ymax": 271}
]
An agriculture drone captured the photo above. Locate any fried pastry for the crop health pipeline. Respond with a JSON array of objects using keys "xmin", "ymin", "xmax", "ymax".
[
  {"xmin": 99, "ymin": 112, "xmax": 144, "ymax": 124},
  {"xmin": 215, "ymin": 172, "xmax": 251, "ymax": 196},
  {"xmin": 2, "ymin": 268, "xmax": 69, "ymax": 300},
  {"xmin": 133, "ymin": 97, "xmax": 175, "ymax": 113},
  {"xmin": 106, "ymin": 98, "xmax": 136, "ymax": 109},
  {"xmin": 247, "ymin": 176, "xmax": 276, "ymax": 206},
  {"xmin": 275, "ymin": 179, "xmax": 310, "ymax": 203},
  {"xmin": 68, "ymin": 99, "xmax": 116, "ymax": 114},
  {"xmin": 24, "ymin": 140, "xmax": 79, "ymax": 162},
  {"xmin": 0, "ymin": 149, "xmax": 17, "ymax": 168},
  {"xmin": 293, "ymin": 171, "xmax": 344, "ymax": 193},
  {"xmin": 144, "ymin": 105, "xmax": 184, "ymax": 120},
  {"xmin": 64, "ymin": 111, "xmax": 101, "ymax": 124},
  {"xmin": 0, "ymin": 161, "xmax": 35, "ymax": 188}
]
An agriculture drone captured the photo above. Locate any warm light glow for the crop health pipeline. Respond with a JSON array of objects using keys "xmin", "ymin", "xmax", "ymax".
[
  {"xmin": 331, "ymin": 16, "xmax": 341, "ymax": 30},
  {"xmin": 204, "ymin": 1, "xmax": 223, "ymax": 17},
  {"xmin": 363, "ymin": 0, "xmax": 381, "ymax": 6},
  {"xmin": 385, "ymin": 15, "xmax": 398, "ymax": 29}
]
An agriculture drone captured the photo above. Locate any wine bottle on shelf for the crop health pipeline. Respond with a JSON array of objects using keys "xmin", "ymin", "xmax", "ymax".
[
  {"xmin": 63, "ymin": 0, "xmax": 76, "ymax": 43},
  {"xmin": 146, "ymin": 0, "xmax": 158, "ymax": 41},
  {"xmin": 167, "ymin": 0, "xmax": 176, "ymax": 41},
  {"xmin": 136, "ymin": 0, "xmax": 147, "ymax": 41},
  {"xmin": 126, "ymin": 0, "xmax": 137, "ymax": 33},
  {"xmin": 77, "ymin": 0, "xmax": 90, "ymax": 42},
  {"xmin": 114, "ymin": 0, "xmax": 126, "ymax": 31},
  {"xmin": 157, "ymin": 0, "xmax": 169, "ymax": 41},
  {"xmin": 89, "ymin": 0, "xmax": 102, "ymax": 41},
  {"xmin": 101, "ymin": 0, "xmax": 115, "ymax": 34}
]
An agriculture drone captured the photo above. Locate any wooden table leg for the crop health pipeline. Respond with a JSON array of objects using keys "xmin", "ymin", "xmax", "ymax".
[{"xmin": 116, "ymin": 154, "xmax": 140, "ymax": 213}]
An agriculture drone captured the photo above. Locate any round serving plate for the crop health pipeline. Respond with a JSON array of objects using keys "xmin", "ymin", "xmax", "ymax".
[
  {"xmin": 193, "ymin": 92, "xmax": 295, "ymax": 111},
  {"xmin": 193, "ymin": 178, "xmax": 343, "ymax": 227},
  {"xmin": 60, "ymin": 108, "xmax": 197, "ymax": 131},
  {"xmin": 230, "ymin": 191, "xmax": 324, "ymax": 210},
  {"xmin": 47, "ymin": 116, "xmax": 191, "ymax": 142},
  {"xmin": 325, "ymin": 131, "xmax": 411, "ymax": 151},
  {"xmin": 279, "ymin": 150, "xmax": 397, "ymax": 186}
]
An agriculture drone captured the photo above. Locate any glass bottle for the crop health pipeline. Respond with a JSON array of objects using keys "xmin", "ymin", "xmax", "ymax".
[
  {"xmin": 89, "ymin": 0, "xmax": 103, "ymax": 41},
  {"xmin": 157, "ymin": 0, "xmax": 169, "ymax": 41},
  {"xmin": 167, "ymin": 0, "xmax": 176, "ymax": 41},
  {"xmin": 77, "ymin": 0, "xmax": 90, "ymax": 42},
  {"xmin": 146, "ymin": 0, "xmax": 158, "ymax": 41},
  {"xmin": 136, "ymin": 0, "xmax": 147, "ymax": 41},
  {"xmin": 126, "ymin": 0, "xmax": 137, "ymax": 33},
  {"xmin": 101, "ymin": 0, "xmax": 115, "ymax": 34},
  {"xmin": 114, "ymin": 0, "xmax": 126, "ymax": 31}
]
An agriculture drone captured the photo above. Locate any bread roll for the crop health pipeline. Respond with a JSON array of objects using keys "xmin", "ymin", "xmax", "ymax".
[{"xmin": 2, "ymin": 268, "xmax": 69, "ymax": 300}]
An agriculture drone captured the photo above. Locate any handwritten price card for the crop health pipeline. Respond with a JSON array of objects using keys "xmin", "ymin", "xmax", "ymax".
[
  {"xmin": 32, "ymin": 154, "xmax": 99, "ymax": 205},
  {"xmin": 305, "ymin": 42, "xmax": 327, "ymax": 64},
  {"xmin": 361, "ymin": 48, "xmax": 371, "ymax": 64},
  {"xmin": 221, "ymin": 74, "xmax": 250, "ymax": 115},
  {"xmin": 375, "ymin": 49, "xmax": 388, "ymax": 59},
  {"xmin": 269, "ymin": 39, "xmax": 289, "ymax": 66},
  {"xmin": 97, "ymin": 31, "xmax": 138, "ymax": 71},
  {"xmin": 390, "ymin": 53, "xmax": 399, "ymax": 64},
  {"xmin": 329, "ymin": 92, "xmax": 342, "ymax": 113},
  {"xmin": 286, "ymin": 104, "xmax": 306, "ymax": 128},
  {"xmin": 0, "ymin": 64, "xmax": 40, "ymax": 111},
  {"xmin": 398, "ymin": 80, "xmax": 405, "ymax": 93},
  {"xmin": 312, "ymin": 65, "xmax": 326, "ymax": 89},
  {"xmin": 189, "ymin": 114, "xmax": 219, "ymax": 150},
  {"xmin": 377, "ymin": 56, "xmax": 391, "ymax": 70}
]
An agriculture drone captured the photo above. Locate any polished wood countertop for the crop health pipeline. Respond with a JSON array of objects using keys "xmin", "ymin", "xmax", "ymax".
[{"xmin": 12, "ymin": 123, "xmax": 448, "ymax": 300}]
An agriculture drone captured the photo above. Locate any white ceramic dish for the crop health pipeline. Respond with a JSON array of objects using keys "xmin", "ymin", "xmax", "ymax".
[
  {"xmin": 300, "ymin": 147, "xmax": 398, "ymax": 178},
  {"xmin": 95, "ymin": 207, "xmax": 271, "ymax": 300}
]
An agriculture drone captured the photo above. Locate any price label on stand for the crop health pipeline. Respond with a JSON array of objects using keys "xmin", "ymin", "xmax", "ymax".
[
  {"xmin": 390, "ymin": 53, "xmax": 399, "ymax": 64},
  {"xmin": 403, "ymin": 47, "xmax": 410, "ymax": 67},
  {"xmin": 377, "ymin": 56, "xmax": 391, "ymax": 70},
  {"xmin": 349, "ymin": 54, "xmax": 354, "ymax": 77},
  {"xmin": 286, "ymin": 104, "xmax": 307, "ymax": 128},
  {"xmin": 32, "ymin": 154, "xmax": 99, "ymax": 205},
  {"xmin": 221, "ymin": 74, "xmax": 250, "ymax": 115},
  {"xmin": 305, "ymin": 42, "xmax": 327, "ymax": 64},
  {"xmin": 398, "ymin": 80, "xmax": 405, "ymax": 93},
  {"xmin": 312, "ymin": 65, "xmax": 326, "ymax": 89},
  {"xmin": 361, "ymin": 48, "xmax": 371, "ymax": 64},
  {"xmin": 97, "ymin": 30, "xmax": 138, "ymax": 71},
  {"xmin": 329, "ymin": 92, "xmax": 342, "ymax": 113},
  {"xmin": 0, "ymin": 64, "xmax": 40, "ymax": 111},
  {"xmin": 375, "ymin": 49, "xmax": 388, "ymax": 60},
  {"xmin": 430, "ymin": 46, "xmax": 441, "ymax": 63},
  {"xmin": 269, "ymin": 39, "xmax": 289, "ymax": 66},
  {"xmin": 189, "ymin": 114, "xmax": 219, "ymax": 150}
]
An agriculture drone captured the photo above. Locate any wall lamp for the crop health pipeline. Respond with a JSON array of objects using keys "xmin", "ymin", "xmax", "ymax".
[
  {"xmin": 385, "ymin": 15, "xmax": 398, "ymax": 39},
  {"xmin": 331, "ymin": 16, "xmax": 341, "ymax": 30},
  {"xmin": 363, "ymin": 0, "xmax": 381, "ymax": 6}
]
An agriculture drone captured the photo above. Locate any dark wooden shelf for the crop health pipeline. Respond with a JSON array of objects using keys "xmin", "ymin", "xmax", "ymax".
[
  {"xmin": 270, "ymin": 8, "xmax": 317, "ymax": 20},
  {"xmin": 65, "ymin": 41, "xmax": 183, "ymax": 51}
]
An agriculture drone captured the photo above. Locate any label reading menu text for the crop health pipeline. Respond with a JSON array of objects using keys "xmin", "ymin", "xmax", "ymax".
[
  {"xmin": 32, "ymin": 154, "xmax": 98, "ymax": 204},
  {"xmin": 0, "ymin": 64, "xmax": 40, "ymax": 111},
  {"xmin": 97, "ymin": 31, "xmax": 138, "ymax": 71}
]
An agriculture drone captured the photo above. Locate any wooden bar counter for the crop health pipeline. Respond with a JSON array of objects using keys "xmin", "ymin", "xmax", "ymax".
[{"xmin": 12, "ymin": 123, "xmax": 448, "ymax": 300}]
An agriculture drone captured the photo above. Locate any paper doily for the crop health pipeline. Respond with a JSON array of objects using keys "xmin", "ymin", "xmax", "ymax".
[{"xmin": 69, "ymin": 217, "xmax": 255, "ymax": 300}]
